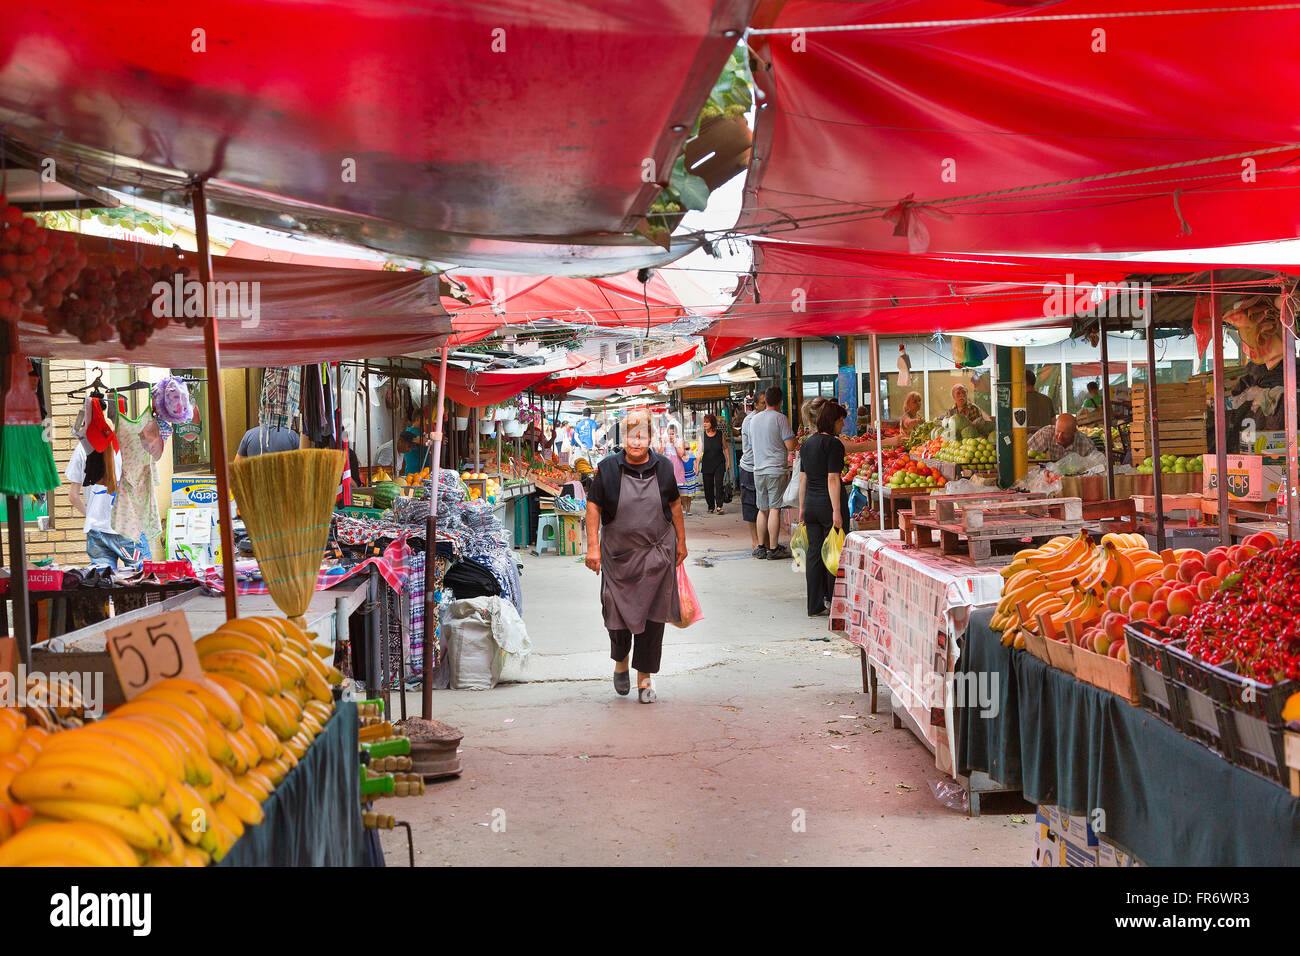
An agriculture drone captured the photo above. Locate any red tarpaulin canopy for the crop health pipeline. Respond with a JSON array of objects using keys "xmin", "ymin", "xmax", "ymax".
[
  {"xmin": 708, "ymin": 241, "xmax": 1300, "ymax": 340},
  {"xmin": 534, "ymin": 341, "xmax": 701, "ymax": 394},
  {"xmin": 16, "ymin": 236, "xmax": 450, "ymax": 367},
  {"xmin": 0, "ymin": 1, "xmax": 755, "ymax": 270},
  {"xmin": 741, "ymin": 1, "xmax": 1300, "ymax": 255},
  {"xmin": 433, "ymin": 357, "xmax": 584, "ymax": 409},
  {"xmin": 444, "ymin": 271, "xmax": 702, "ymax": 346}
]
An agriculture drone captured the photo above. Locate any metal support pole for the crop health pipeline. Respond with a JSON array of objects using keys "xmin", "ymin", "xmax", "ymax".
[
  {"xmin": 191, "ymin": 181, "xmax": 238, "ymax": 619},
  {"xmin": 1210, "ymin": 280, "xmax": 1230, "ymax": 545},
  {"xmin": 423, "ymin": 348, "xmax": 450, "ymax": 720},
  {"xmin": 1098, "ymin": 313, "xmax": 1115, "ymax": 499},
  {"xmin": 1145, "ymin": 298, "xmax": 1165, "ymax": 550},
  {"xmin": 1282, "ymin": 286, "xmax": 1299, "ymax": 540},
  {"xmin": 870, "ymin": 333, "xmax": 884, "ymax": 530}
]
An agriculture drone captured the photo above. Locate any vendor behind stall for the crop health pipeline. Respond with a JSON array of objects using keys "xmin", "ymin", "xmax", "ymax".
[
  {"xmin": 947, "ymin": 383, "xmax": 991, "ymax": 427},
  {"xmin": 1027, "ymin": 413, "xmax": 1096, "ymax": 461}
]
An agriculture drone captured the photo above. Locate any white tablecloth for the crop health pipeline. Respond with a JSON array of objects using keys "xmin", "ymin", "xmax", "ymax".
[{"xmin": 829, "ymin": 530, "xmax": 1004, "ymax": 775}]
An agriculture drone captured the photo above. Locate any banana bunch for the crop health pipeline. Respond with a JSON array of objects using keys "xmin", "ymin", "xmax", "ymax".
[
  {"xmin": 991, "ymin": 531, "xmax": 1162, "ymax": 649},
  {"xmin": 0, "ymin": 616, "xmax": 340, "ymax": 867}
]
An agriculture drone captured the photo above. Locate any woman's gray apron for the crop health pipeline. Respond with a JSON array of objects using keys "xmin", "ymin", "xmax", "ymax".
[{"xmin": 600, "ymin": 468, "xmax": 679, "ymax": 634}]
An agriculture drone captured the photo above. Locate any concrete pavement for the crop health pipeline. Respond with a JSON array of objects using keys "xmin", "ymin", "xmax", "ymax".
[{"xmin": 379, "ymin": 506, "xmax": 1033, "ymax": 866}]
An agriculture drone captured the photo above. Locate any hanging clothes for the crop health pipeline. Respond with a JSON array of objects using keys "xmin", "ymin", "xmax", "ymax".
[
  {"xmin": 111, "ymin": 408, "xmax": 162, "ymax": 545},
  {"xmin": 259, "ymin": 367, "xmax": 301, "ymax": 430},
  {"xmin": 300, "ymin": 364, "xmax": 331, "ymax": 446}
]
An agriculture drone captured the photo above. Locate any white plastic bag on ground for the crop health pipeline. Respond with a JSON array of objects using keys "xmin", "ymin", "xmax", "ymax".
[{"xmin": 444, "ymin": 596, "xmax": 533, "ymax": 690}]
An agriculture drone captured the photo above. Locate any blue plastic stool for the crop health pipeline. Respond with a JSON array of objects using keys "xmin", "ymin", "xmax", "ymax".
[{"xmin": 533, "ymin": 514, "xmax": 561, "ymax": 555}]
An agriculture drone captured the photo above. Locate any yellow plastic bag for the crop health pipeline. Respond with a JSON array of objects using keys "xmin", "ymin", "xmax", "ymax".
[
  {"xmin": 821, "ymin": 527, "xmax": 846, "ymax": 575},
  {"xmin": 790, "ymin": 522, "xmax": 808, "ymax": 558}
]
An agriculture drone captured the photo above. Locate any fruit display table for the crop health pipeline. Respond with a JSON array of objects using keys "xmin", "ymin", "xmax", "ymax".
[
  {"xmin": 829, "ymin": 530, "xmax": 1003, "ymax": 776},
  {"xmin": 219, "ymin": 701, "xmax": 372, "ymax": 867},
  {"xmin": 957, "ymin": 607, "xmax": 1300, "ymax": 866}
]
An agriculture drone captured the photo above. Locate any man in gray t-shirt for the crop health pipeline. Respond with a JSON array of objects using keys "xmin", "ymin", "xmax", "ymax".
[
  {"xmin": 739, "ymin": 393, "xmax": 764, "ymax": 555},
  {"xmin": 234, "ymin": 424, "xmax": 301, "ymax": 459},
  {"xmin": 748, "ymin": 386, "xmax": 796, "ymax": 559}
]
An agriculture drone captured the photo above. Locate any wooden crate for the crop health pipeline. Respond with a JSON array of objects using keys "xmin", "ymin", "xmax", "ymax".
[
  {"xmin": 1043, "ymin": 634, "xmax": 1077, "ymax": 675},
  {"xmin": 1074, "ymin": 644, "xmax": 1140, "ymax": 704},
  {"xmin": 911, "ymin": 497, "xmax": 1084, "ymax": 566},
  {"xmin": 1132, "ymin": 493, "xmax": 1204, "ymax": 515},
  {"xmin": 909, "ymin": 490, "xmax": 1037, "ymax": 522}
]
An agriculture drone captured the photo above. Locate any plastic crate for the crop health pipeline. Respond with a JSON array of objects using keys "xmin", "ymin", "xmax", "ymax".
[
  {"xmin": 1123, "ymin": 620, "xmax": 1178, "ymax": 725},
  {"xmin": 1167, "ymin": 645, "xmax": 1296, "ymax": 785},
  {"xmin": 1163, "ymin": 643, "xmax": 1236, "ymax": 758}
]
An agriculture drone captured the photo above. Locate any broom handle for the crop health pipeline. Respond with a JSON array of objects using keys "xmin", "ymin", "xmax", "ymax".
[{"xmin": 422, "ymin": 348, "xmax": 450, "ymax": 720}]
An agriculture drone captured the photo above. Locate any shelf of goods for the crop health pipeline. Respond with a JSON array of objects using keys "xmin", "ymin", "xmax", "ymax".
[
  {"xmin": 1130, "ymin": 382, "xmax": 1207, "ymax": 460},
  {"xmin": 961, "ymin": 528, "xmax": 1300, "ymax": 864},
  {"xmin": 0, "ymin": 613, "xmax": 365, "ymax": 867}
]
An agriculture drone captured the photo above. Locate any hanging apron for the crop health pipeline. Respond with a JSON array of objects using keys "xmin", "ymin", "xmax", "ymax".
[{"xmin": 600, "ymin": 468, "xmax": 680, "ymax": 634}]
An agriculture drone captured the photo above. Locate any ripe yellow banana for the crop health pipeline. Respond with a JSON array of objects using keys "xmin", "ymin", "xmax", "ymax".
[
  {"xmin": 202, "ymin": 651, "xmax": 280, "ymax": 695},
  {"xmin": 213, "ymin": 800, "xmax": 246, "ymax": 840},
  {"xmin": 219, "ymin": 771, "xmax": 265, "ymax": 826},
  {"xmin": 196, "ymin": 631, "xmax": 270, "ymax": 660},
  {"xmin": 150, "ymin": 677, "xmax": 243, "ymax": 731},
  {"xmin": 212, "ymin": 617, "xmax": 284, "ymax": 653},
  {"xmin": 41, "ymin": 730, "xmax": 171, "ymax": 796},
  {"xmin": 30, "ymin": 750, "xmax": 165, "ymax": 805},
  {"xmin": 205, "ymin": 672, "xmax": 249, "ymax": 704},
  {"xmin": 27, "ymin": 800, "xmax": 169, "ymax": 853},
  {"xmin": 302, "ymin": 666, "xmax": 332, "ymax": 704},
  {"xmin": 10, "ymin": 764, "xmax": 144, "ymax": 807},
  {"xmin": 111, "ymin": 715, "xmax": 210, "ymax": 786},
  {"xmin": 182, "ymin": 845, "xmax": 210, "ymax": 867},
  {"xmin": 273, "ymin": 651, "xmax": 307, "ymax": 691},
  {"xmin": 0, "ymin": 821, "xmax": 137, "ymax": 867},
  {"xmin": 167, "ymin": 780, "xmax": 214, "ymax": 846},
  {"xmin": 261, "ymin": 693, "xmax": 301, "ymax": 741},
  {"xmin": 235, "ymin": 770, "xmax": 272, "ymax": 801}
]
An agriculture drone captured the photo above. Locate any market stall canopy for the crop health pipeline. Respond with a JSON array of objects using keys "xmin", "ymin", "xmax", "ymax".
[
  {"xmin": 708, "ymin": 241, "xmax": 1300, "ymax": 340},
  {"xmin": 533, "ymin": 340, "xmax": 701, "ymax": 394},
  {"xmin": 442, "ymin": 271, "xmax": 718, "ymax": 346},
  {"xmin": 431, "ymin": 355, "xmax": 584, "ymax": 409},
  {"xmin": 740, "ymin": 0, "xmax": 1300, "ymax": 255},
  {"xmin": 0, "ymin": 1, "xmax": 756, "ymax": 272},
  {"xmin": 16, "ymin": 236, "xmax": 451, "ymax": 367}
]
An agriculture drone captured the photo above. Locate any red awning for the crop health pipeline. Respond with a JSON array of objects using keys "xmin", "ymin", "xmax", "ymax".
[
  {"xmin": 433, "ymin": 356, "xmax": 584, "ymax": 409},
  {"xmin": 443, "ymin": 271, "xmax": 700, "ymax": 345},
  {"xmin": 740, "ymin": 1, "xmax": 1300, "ymax": 255},
  {"xmin": 534, "ymin": 341, "xmax": 701, "ymax": 394},
  {"xmin": 17, "ymin": 235, "xmax": 450, "ymax": 367},
  {"xmin": 708, "ymin": 241, "xmax": 1300, "ymax": 340},
  {"xmin": 0, "ymin": 1, "xmax": 755, "ymax": 269}
]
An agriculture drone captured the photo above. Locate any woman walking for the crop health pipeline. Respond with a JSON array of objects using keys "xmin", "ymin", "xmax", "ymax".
[
  {"xmin": 586, "ymin": 408, "xmax": 688, "ymax": 703},
  {"xmin": 656, "ymin": 423, "xmax": 692, "ymax": 515},
  {"xmin": 699, "ymin": 413, "xmax": 729, "ymax": 514},
  {"xmin": 797, "ymin": 402, "xmax": 848, "ymax": 617}
]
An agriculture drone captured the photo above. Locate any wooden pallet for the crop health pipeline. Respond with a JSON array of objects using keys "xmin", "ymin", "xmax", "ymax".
[
  {"xmin": 911, "ymin": 497, "xmax": 1085, "ymax": 566},
  {"xmin": 908, "ymin": 490, "xmax": 1036, "ymax": 522}
]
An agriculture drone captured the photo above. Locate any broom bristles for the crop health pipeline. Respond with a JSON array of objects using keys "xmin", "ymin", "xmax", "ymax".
[{"xmin": 229, "ymin": 449, "xmax": 344, "ymax": 619}]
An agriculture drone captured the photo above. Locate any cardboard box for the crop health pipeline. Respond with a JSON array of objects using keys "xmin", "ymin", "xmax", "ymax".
[
  {"xmin": 1202, "ymin": 454, "xmax": 1285, "ymax": 502},
  {"xmin": 1244, "ymin": 430, "xmax": 1288, "ymax": 455},
  {"xmin": 1032, "ymin": 805, "xmax": 1062, "ymax": 867},
  {"xmin": 171, "ymin": 476, "xmax": 220, "ymax": 509},
  {"xmin": 1059, "ymin": 812, "xmax": 1100, "ymax": 866},
  {"xmin": 1097, "ymin": 840, "xmax": 1138, "ymax": 867}
]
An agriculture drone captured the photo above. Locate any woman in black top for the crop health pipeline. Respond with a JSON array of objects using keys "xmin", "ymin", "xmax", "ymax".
[
  {"xmin": 699, "ymin": 413, "xmax": 729, "ymax": 514},
  {"xmin": 798, "ymin": 402, "xmax": 847, "ymax": 617}
]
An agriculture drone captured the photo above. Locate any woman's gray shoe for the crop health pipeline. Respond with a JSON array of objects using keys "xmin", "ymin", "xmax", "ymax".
[
  {"xmin": 614, "ymin": 669, "xmax": 631, "ymax": 696},
  {"xmin": 638, "ymin": 685, "xmax": 657, "ymax": 704}
]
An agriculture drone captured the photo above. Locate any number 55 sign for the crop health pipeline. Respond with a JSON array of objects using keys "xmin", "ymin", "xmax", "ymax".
[{"xmin": 105, "ymin": 611, "xmax": 204, "ymax": 699}]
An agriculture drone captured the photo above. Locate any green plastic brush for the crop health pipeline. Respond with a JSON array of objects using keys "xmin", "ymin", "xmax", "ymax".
[{"xmin": 0, "ymin": 326, "xmax": 60, "ymax": 496}]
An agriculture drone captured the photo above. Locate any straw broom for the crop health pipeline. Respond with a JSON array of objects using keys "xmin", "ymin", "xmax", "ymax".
[{"xmin": 229, "ymin": 448, "xmax": 344, "ymax": 630}]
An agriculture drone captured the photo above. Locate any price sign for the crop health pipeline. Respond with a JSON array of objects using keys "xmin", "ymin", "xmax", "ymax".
[{"xmin": 105, "ymin": 610, "xmax": 204, "ymax": 699}]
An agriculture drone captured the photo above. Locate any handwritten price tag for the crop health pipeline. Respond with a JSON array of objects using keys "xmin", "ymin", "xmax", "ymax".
[{"xmin": 105, "ymin": 610, "xmax": 204, "ymax": 699}]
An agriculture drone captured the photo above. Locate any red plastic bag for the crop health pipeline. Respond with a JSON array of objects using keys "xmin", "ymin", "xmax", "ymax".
[{"xmin": 672, "ymin": 565, "xmax": 704, "ymax": 629}]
